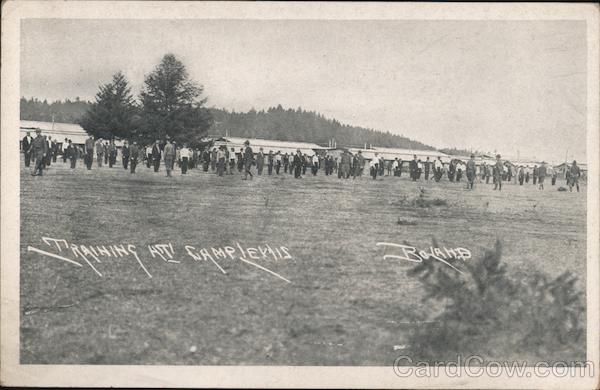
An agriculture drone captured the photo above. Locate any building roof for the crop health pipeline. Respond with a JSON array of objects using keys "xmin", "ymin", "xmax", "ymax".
[
  {"xmin": 20, "ymin": 120, "xmax": 89, "ymax": 144},
  {"xmin": 20, "ymin": 120, "xmax": 125, "ymax": 145},
  {"xmin": 344, "ymin": 146, "xmax": 452, "ymax": 162},
  {"xmin": 213, "ymin": 136, "xmax": 327, "ymax": 155}
]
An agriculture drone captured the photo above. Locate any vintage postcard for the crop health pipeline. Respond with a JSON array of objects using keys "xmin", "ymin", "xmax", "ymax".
[{"xmin": 1, "ymin": 1, "xmax": 599, "ymax": 388}]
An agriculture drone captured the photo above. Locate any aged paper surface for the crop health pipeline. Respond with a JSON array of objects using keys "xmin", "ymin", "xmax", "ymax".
[{"xmin": 1, "ymin": 1, "xmax": 599, "ymax": 388}]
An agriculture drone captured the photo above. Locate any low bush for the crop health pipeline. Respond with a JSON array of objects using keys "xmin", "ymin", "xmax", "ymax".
[{"xmin": 404, "ymin": 239, "xmax": 585, "ymax": 363}]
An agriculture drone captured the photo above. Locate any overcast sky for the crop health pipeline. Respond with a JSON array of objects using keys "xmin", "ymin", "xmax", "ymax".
[{"xmin": 21, "ymin": 19, "xmax": 587, "ymax": 162}]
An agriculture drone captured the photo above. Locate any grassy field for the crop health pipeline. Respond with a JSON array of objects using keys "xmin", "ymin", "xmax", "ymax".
[{"xmin": 20, "ymin": 158, "xmax": 587, "ymax": 365}]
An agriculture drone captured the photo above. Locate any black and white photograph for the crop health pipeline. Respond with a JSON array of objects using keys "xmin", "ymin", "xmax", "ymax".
[{"xmin": 1, "ymin": 2, "xmax": 599, "ymax": 388}]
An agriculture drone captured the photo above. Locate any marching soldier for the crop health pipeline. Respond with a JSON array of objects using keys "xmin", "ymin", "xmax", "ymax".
[
  {"xmin": 424, "ymin": 157, "xmax": 431, "ymax": 180},
  {"xmin": 409, "ymin": 155, "xmax": 418, "ymax": 181},
  {"xmin": 151, "ymin": 140, "xmax": 162, "ymax": 172},
  {"xmin": 283, "ymin": 153, "xmax": 290, "ymax": 174},
  {"xmin": 434, "ymin": 157, "xmax": 444, "ymax": 182},
  {"xmin": 312, "ymin": 154, "xmax": 319, "ymax": 175},
  {"xmin": 256, "ymin": 147, "xmax": 265, "ymax": 175},
  {"xmin": 216, "ymin": 145, "xmax": 226, "ymax": 176},
  {"xmin": 569, "ymin": 160, "xmax": 581, "ymax": 192},
  {"xmin": 267, "ymin": 150, "xmax": 274, "ymax": 175},
  {"xmin": 84, "ymin": 135, "xmax": 94, "ymax": 170},
  {"xmin": 466, "ymin": 154, "xmax": 476, "ymax": 189},
  {"xmin": 95, "ymin": 137, "xmax": 104, "ymax": 167},
  {"xmin": 66, "ymin": 139, "xmax": 78, "ymax": 169},
  {"xmin": 538, "ymin": 161, "xmax": 547, "ymax": 190},
  {"xmin": 103, "ymin": 141, "xmax": 109, "ymax": 165},
  {"xmin": 369, "ymin": 153, "xmax": 379, "ymax": 180},
  {"xmin": 22, "ymin": 131, "xmax": 33, "ymax": 167},
  {"xmin": 518, "ymin": 166, "xmax": 525, "ymax": 185},
  {"xmin": 29, "ymin": 128, "xmax": 48, "ymax": 176},
  {"xmin": 180, "ymin": 143, "xmax": 191, "ymax": 175},
  {"xmin": 129, "ymin": 141, "xmax": 140, "ymax": 173},
  {"xmin": 493, "ymin": 154, "xmax": 503, "ymax": 190},
  {"xmin": 275, "ymin": 151, "xmax": 282, "ymax": 174},
  {"xmin": 242, "ymin": 140, "xmax": 254, "ymax": 180},
  {"xmin": 51, "ymin": 137, "xmax": 58, "ymax": 163},
  {"xmin": 121, "ymin": 141, "xmax": 130, "ymax": 169},
  {"xmin": 62, "ymin": 138, "xmax": 69, "ymax": 163},
  {"xmin": 164, "ymin": 139, "xmax": 175, "ymax": 177},
  {"xmin": 108, "ymin": 140, "xmax": 117, "ymax": 168},
  {"xmin": 293, "ymin": 149, "xmax": 303, "ymax": 178}
]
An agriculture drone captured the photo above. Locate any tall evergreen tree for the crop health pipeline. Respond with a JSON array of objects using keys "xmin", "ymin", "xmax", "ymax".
[
  {"xmin": 138, "ymin": 54, "xmax": 212, "ymax": 146},
  {"xmin": 79, "ymin": 71, "xmax": 138, "ymax": 140}
]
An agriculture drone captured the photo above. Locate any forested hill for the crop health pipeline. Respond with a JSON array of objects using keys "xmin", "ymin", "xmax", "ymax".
[
  {"xmin": 20, "ymin": 97, "xmax": 435, "ymax": 150},
  {"xmin": 20, "ymin": 97, "xmax": 93, "ymax": 124},
  {"xmin": 210, "ymin": 106, "xmax": 435, "ymax": 150}
]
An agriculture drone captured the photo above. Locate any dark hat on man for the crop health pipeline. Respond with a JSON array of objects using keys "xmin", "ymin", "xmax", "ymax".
[
  {"xmin": 244, "ymin": 140, "xmax": 250, "ymax": 145},
  {"xmin": 496, "ymin": 154, "xmax": 501, "ymax": 158},
  {"xmin": 35, "ymin": 128, "xmax": 41, "ymax": 133}
]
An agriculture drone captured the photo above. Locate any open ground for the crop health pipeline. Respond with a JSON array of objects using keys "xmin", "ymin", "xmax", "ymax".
[{"xmin": 20, "ymin": 159, "xmax": 586, "ymax": 365}]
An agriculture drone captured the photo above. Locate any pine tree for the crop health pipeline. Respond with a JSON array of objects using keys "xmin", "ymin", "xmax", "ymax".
[
  {"xmin": 79, "ymin": 71, "xmax": 138, "ymax": 140},
  {"xmin": 138, "ymin": 54, "xmax": 212, "ymax": 146}
]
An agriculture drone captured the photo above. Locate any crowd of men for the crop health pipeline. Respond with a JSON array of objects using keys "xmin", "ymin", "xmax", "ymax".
[{"xmin": 22, "ymin": 130, "xmax": 584, "ymax": 192}]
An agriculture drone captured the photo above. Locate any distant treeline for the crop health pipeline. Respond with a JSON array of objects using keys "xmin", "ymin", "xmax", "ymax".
[
  {"xmin": 20, "ymin": 97, "xmax": 93, "ymax": 124},
  {"xmin": 21, "ymin": 97, "xmax": 435, "ymax": 150},
  {"xmin": 210, "ymin": 105, "xmax": 435, "ymax": 150}
]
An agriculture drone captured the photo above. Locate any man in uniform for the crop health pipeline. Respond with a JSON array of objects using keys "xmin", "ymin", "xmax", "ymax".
[
  {"xmin": 242, "ymin": 140, "xmax": 254, "ymax": 180},
  {"xmin": 51, "ymin": 137, "xmax": 58, "ymax": 163},
  {"xmin": 22, "ymin": 131, "xmax": 33, "ymax": 167},
  {"xmin": 45, "ymin": 136, "xmax": 53, "ymax": 166},
  {"xmin": 312, "ymin": 154, "xmax": 319, "ymax": 175},
  {"xmin": 151, "ymin": 140, "xmax": 162, "ymax": 172},
  {"xmin": 466, "ymin": 154, "xmax": 476, "ymax": 190},
  {"xmin": 356, "ymin": 150, "xmax": 365, "ymax": 177},
  {"xmin": 369, "ymin": 153, "xmax": 379, "ymax": 180},
  {"xmin": 569, "ymin": 160, "xmax": 581, "ymax": 192},
  {"xmin": 227, "ymin": 147, "xmax": 235, "ymax": 175},
  {"xmin": 215, "ymin": 145, "xmax": 226, "ymax": 176},
  {"xmin": 293, "ymin": 149, "xmax": 303, "ymax": 179},
  {"xmin": 129, "ymin": 141, "xmax": 140, "ymax": 173},
  {"xmin": 434, "ymin": 156, "xmax": 443, "ymax": 182},
  {"xmin": 275, "ymin": 151, "xmax": 282, "ymax": 174},
  {"xmin": 164, "ymin": 139, "xmax": 176, "ymax": 177},
  {"xmin": 103, "ymin": 141, "xmax": 109, "ymax": 165},
  {"xmin": 532, "ymin": 165, "xmax": 538, "ymax": 185},
  {"xmin": 424, "ymin": 157, "xmax": 431, "ymax": 181},
  {"xmin": 180, "ymin": 143, "xmax": 191, "ymax": 175},
  {"xmin": 339, "ymin": 150, "xmax": 351, "ymax": 179},
  {"xmin": 66, "ymin": 139, "xmax": 78, "ymax": 169},
  {"xmin": 121, "ymin": 141, "xmax": 130, "ymax": 169},
  {"xmin": 283, "ymin": 153, "xmax": 290, "ymax": 174},
  {"xmin": 29, "ymin": 129, "xmax": 48, "ymax": 176},
  {"xmin": 62, "ymin": 138, "xmax": 69, "ymax": 163},
  {"xmin": 84, "ymin": 135, "xmax": 94, "ymax": 170},
  {"xmin": 237, "ymin": 148, "xmax": 244, "ymax": 172},
  {"xmin": 267, "ymin": 150, "xmax": 274, "ymax": 175},
  {"xmin": 493, "ymin": 154, "xmax": 503, "ymax": 190},
  {"xmin": 256, "ymin": 147, "xmax": 265, "ymax": 175},
  {"xmin": 108, "ymin": 140, "xmax": 117, "ymax": 168},
  {"xmin": 538, "ymin": 161, "xmax": 547, "ymax": 190},
  {"xmin": 209, "ymin": 147, "xmax": 217, "ymax": 171},
  {"xmin": 95, "ymin": 137, "xmax": 104, "ymax": 167},
  {"xmin": 409, "ymin": 155, "xmax": 418, "ymax": 181},
  {"xmin": 518, "ymin": 165, "xmax": 525, "ymax": 185}
]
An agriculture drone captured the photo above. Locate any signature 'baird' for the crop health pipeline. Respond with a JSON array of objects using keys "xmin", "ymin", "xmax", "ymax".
[{"xmin": 376, "ymin": 242, "xmax": 471, "ymax": 274}]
